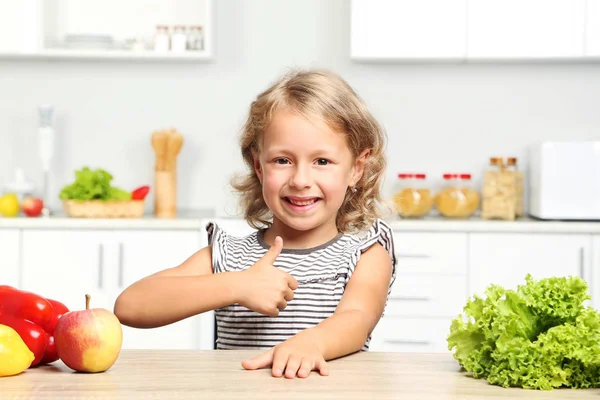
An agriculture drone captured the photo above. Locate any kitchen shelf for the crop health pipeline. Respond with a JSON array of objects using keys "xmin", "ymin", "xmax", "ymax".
[
  {"xmin": 0, "ymin": 0, "xmax": 214, "ymax": 62},
  {"xmin": 0, "ymin": 49, "xmax": 212, "ymax": 62}
]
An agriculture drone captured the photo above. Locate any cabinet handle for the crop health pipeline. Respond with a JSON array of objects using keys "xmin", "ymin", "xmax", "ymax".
[
  {"xmin": 396, "ymin": 253, "xmax": 431, "ymax": 259},
  {"xmin": 579, "ymin": 247, "xmax": 584, "ymax": 279},
  {"xmin": 392, "ymin": 296, "xmax": 431, "ymax": 302},
  {"xmin": 118, "ymin": 242, "xmax": 124, "ymax": 288},
  {"xmin": 98, "ymin": 243, "xmax": 103, "ymax": 289},
  {"xmin": 385, "ymin": 339, "xmax": 431, "ymax": 346}
]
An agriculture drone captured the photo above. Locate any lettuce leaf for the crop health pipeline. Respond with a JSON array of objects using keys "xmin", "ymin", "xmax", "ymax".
[
  {"xmin": 447, "ymin": 274, "xmax": 600, "ymax": 390},
  {"xmin": 59, "ymin": 167, "xmax": 131, "ymax": 201}
]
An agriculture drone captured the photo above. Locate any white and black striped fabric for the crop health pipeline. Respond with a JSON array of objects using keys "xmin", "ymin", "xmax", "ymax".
[{"xmin": 206, "ymin": 219, "xmax": 397, "ymax": 351}]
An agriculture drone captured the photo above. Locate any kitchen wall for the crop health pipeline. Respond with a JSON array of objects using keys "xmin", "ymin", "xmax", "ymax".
[{"xmin": 1, "ymin": 0, "xmax": 599, "ymax": 217}]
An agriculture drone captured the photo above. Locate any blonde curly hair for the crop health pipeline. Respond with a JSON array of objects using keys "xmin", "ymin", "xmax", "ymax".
[{"xmin": 230, "ymin": 68, "xmax": 388, "ymax": 233}]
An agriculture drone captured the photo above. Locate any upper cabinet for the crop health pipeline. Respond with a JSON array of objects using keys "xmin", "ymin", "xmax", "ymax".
[
  {"xmin": 586, "ymin": 0, "xmax": 600, "ymax": 56},
  {"xmin": 351, "ymin": 0, "xmax": 597, "ymax": 61},
  {"xmin": 351, "ymin": 0, "xmax": 467, "ymax": 60},
  {"xmin": 467, "ymin": 0, "xmax": 585, "ymax": 59},
  {"xmin": 0, "ymin": 0, "xmax": 213, "ymax": 61}
]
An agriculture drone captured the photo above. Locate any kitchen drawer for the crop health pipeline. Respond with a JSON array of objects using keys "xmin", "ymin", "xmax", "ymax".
[
  {"xmin": 393, "ymin": 232, "xmax": 468, "ymax": 275},
  {"xmin": 386, "ymin": 275, "xmax": 467, "ymax": 317},
  {"xmin": 369, "ymin": 317, "xmax": 453, "ymax": 353}
]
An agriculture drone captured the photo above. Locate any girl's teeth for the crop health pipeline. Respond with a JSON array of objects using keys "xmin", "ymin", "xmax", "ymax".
[{"xmin": 289, "ymin": 198, "xmax": 317, "ymax": 206}]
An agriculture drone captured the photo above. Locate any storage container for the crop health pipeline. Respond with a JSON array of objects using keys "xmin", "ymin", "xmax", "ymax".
[
  {"xmin": 435, "ymin": 173, "xmax": 480, "ymax": 218},
  {"xmin": 392, "ymin": 173, "xmax": 433, "ymax": 218}
]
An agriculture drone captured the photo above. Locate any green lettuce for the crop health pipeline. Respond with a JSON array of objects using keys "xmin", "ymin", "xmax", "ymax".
[
  {"xmin": 447, "ymin": 274, "xmax": 600, "ymax": 390},
  {"xmin": 59, "ymin": 167, "xmax": 131, "ymax": 201}
]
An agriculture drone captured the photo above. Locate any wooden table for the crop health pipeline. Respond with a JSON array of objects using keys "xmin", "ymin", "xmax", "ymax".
[{"xmin": 3, "ymin": 350, "xmax": 600, "ymax": 399}]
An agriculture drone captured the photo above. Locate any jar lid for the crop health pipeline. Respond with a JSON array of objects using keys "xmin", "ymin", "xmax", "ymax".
[
  {"xmin": 415, "ymin": 173, "xmax": 426, "ymax": 179},
  {"xmin": 490, "ymin": 157, "xmax": 502, "ymax": 165},
  {"xmin": 507, "ymin": 157, "xmax": 517, "ymax": 165},
  {"xmin": 443, "ymin": 173, "xmax": 459, "ymax": 179},
  {"xmin": 460, "ymin": 174, "xmax": 472, "ymax": 180},
  {"xmin": 398, "ymin": 173, "xmax": 413, "ymax": 179}
]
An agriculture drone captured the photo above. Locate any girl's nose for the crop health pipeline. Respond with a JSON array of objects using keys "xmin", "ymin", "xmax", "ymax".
[{"xmin": 289, "ymin": 164, "xmax": 312, "ymax": 189}]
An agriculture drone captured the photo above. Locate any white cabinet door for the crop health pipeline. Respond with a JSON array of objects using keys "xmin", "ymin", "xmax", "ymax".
[
  {"xmin": 469, "ymin": 233, "xmax": 592, "ymax": 298},
  {"xmin": 351, "ymin": 0, "xmax": 467, "ymax": 59},
  {"xmin": 114, "ymin": 230, "xmax": 212, "ymax": 350},
  {"xmin": 593, "ymin": 235, "xmax": 600, "ymax": 308},
  {"xmin": 21, "ymin": 230, "xmax": 113, "ymax": 312},
  {"xmin": 467, "ymin": 0, "xmax": 586, "ymax": 58},
  {"xmin": 586, "ymin": 0, "xmax": 600, "ymax": 55},
  {"xmin": 0, "ymin": 229, "xmax": 21, "ymax": 288}
]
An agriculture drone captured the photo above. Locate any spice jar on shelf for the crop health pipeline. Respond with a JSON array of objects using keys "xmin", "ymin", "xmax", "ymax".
[
  {"xmin": 507, "ymin": 157, "xmax": 524, "ymax": 217},
  {"xmin": 481, "ymin": 157, "xmax": 517, "ymax": 220},
  {"xmin": 435, "ymin": 173, "xmax": 480, "ymax": 218},
  {"xmin": 392, "ymin": 173, "xmax": 433, "ymax": 218},
  {"xmin": 187, "ymin": 26, "xmax": 204, "ymax": 51},
  {"xmin": 153, "ymin": 25, "xmax": 170, "ymax": 52},
  {"xmin": 171, "ymin": 26, "xmax": 188, "ymax": 52}
]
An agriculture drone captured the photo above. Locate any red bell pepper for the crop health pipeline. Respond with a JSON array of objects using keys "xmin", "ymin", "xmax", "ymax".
[
  {"xmin": 0, "ymin": 285, "xmax": 69, "ymax": 366},
  {"xmin": 131, "ymin": 185, "xmax": 150, "ymax": 200},
  {"xmin": 40, "ymin": 298, "xmax": 69, "ymax": 364}
]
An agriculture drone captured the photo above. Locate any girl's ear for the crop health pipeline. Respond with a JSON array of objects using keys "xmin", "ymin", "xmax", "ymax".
[
  {"xmin": 253, "ymin": 150, "xmax": 263, "ymax": 184},
  {"xmin": 351, "ymin": 149, "xmax": 370, "ymax": 186}
]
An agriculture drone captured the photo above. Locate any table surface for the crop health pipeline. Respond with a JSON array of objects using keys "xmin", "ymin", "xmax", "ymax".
[{"xmin": 3, "ymin": 350, "xmax": 600, "ymax": 400}]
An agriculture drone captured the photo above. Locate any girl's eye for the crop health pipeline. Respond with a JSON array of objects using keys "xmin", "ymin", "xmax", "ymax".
[
  {"xmin": 274, "ymin": 158, "xmax": 290, "ymax": 164},
  {"xmin": 316, "ymin": 158, "xmax": 330, "ymax": 166}
]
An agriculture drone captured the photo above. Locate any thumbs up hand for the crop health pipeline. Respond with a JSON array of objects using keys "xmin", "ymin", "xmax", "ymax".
[{"xmin": 236, "ymin": 236, "xmax": 298, "ymax": 317}]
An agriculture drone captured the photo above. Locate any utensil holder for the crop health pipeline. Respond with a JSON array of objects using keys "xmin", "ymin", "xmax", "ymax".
[{"xmin": 154, "ymin": 170, "xmax": 177, "ymax": 218}]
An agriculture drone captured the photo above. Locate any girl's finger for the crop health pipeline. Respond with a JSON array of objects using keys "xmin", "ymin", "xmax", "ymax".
[
  {"xmin": 271, "ymin": 349, "xmax": 290, "ymax": 378},
  {"xmin": 297, "ymin": 358, "xmax": 314, "ymax": 378},
  {"xmin": 315, "ymin": 357, "xmax": 329, "ymax": 376},
  {"xmin": 283, "ymin": 355, "xmax": 302, "ymax": 379}
]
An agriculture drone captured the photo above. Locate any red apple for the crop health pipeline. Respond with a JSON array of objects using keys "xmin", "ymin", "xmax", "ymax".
[
  {"xmin": 22, "ymin": 197, "xmax": 43, "ymax": 217},
  {"xmin": 54, "ymin": 294, "xmax": 122, "ymax": 373}
]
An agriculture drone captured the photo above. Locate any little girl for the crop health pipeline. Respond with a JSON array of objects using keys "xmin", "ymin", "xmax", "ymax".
[{"xmin": 114, "ymin": 69, "xmax": 397, "ymax": 379}]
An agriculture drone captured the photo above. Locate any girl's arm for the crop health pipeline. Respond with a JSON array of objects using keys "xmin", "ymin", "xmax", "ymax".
[
  {"xmin": 242, "ymin": 243, "xmax": 393, "ymax": 377},
  {"xmin": 113, "ymin": 246, "xmax": 240, "ymax": 328},
  {"xmin": 308, "ymin": 242, "xmax": 393, "ymax": 359}
]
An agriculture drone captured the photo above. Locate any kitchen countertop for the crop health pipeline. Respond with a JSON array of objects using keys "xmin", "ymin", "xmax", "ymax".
[
  {"xmin": 3, "ymin": 350, "xmax": 598, "ymax": 399},
  {"xmin": 1, "ymin": 209, "xmax": 599, "ymax": 233}
]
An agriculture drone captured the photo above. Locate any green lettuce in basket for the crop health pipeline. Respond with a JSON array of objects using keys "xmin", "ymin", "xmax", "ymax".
[
  {"xmin": 59, "ymin": 167, "xmax": 131, "ymax": 201},
  {"xmin": 447, "ymin": 274, "xmax": 600, "ymax": 390}
]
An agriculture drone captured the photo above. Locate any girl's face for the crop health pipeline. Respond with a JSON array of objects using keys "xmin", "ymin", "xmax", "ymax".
[{"xmin": 253, "ymin": 108, "xmax": 367, "ymax": 236}]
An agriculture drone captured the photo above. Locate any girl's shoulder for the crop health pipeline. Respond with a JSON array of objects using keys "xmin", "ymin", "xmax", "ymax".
[{"xmin": 344, "ymin": 218, "xmax": 396, "ymax": 264}]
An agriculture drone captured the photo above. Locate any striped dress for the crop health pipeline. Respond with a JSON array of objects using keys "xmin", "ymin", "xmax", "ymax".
[{"xmin": 206, "ymin": 218, "xmax": 397, "ymax": 351}]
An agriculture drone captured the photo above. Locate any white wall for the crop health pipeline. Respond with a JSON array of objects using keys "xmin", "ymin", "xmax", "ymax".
[{"xmin": 1, "ymin": 0, "xmax": 599, "ymax": 217}]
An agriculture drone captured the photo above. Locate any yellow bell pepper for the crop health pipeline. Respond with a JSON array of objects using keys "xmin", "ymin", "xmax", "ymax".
[{"xmin": 0, "ymin": 323, "xmax": 35, "ymax": 377}]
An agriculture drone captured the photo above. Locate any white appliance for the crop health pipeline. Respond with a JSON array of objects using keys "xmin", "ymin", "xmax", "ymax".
[{"xmin": 529, "ymin": 141, "xmax": 600, "ymax": 220}]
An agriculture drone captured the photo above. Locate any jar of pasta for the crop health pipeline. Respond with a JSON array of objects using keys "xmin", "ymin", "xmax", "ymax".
[
  {"xmin": 435, "ymin": 173, "xmax": 480, "ymax": 218},
  {"xmin": 481, "ymin": 157, "xmax": 517, "ymax": 220},
  {"xmin": 507, "ymin": 157, "xmax": 524, "ymax": 217},
  {"xmin": 392, "ymin": 173, "xmax": 433, "ymax": 218}
]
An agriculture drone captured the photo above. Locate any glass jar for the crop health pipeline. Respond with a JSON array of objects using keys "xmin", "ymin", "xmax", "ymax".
[
  {"xmin": 171, "ymin": 25, "xmax": 188, "ymax": 52},
  {"xmin": 507, "ymin": 157, "xmax": 524, "ymax": 217},
  {"xmin": 392, "ymin": 173, "xmax": 433, "ymax": 218},
  {"xmin": 187, "ymin": 26, "xmax": 204, "ymax": 51},
  {"xmin": 435, "ymin": 173, "xmax": 480, "ymax": 218},
  {"xmin": 153, "ymin": 25, "xmax": 170, "ymax": 52},
  {"xmin": 481, "ymin": 157, "xmax": 517, "ymax": 220}
]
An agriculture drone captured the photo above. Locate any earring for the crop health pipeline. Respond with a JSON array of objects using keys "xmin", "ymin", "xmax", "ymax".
[{"xmin": 351, "ymin": 186, "xmax": 357, "ymax": 193}]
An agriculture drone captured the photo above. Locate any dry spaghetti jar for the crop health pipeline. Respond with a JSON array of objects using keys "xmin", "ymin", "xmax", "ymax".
[
  {"xmin": 393, "ymin": 173, "xmax": 433, "ymax": 218},
  {"xmin": 435, "ymin": 173, "xmax": 480, "ymax": 218}
]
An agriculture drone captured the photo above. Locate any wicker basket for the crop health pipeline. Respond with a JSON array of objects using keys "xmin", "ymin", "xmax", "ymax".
[{"xmin": 62, "ymin": 200, "xmax": 145, "ymax": 218}]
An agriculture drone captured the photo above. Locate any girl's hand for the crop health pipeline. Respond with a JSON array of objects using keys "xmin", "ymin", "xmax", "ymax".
[
  {"xmin": 234, "ymin": 236, "xmax": 298, "ymax": 317},
  {"xmin": 241, "ymin": 331, "xmax": 329, "ymax": 378}
]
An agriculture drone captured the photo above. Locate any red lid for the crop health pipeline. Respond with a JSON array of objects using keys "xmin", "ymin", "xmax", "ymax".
[
  {"xmin": 398, "ymin": 173, "xmax": 416, "ymax": 179},
  {"xmin": 460, "ymin": 174, "xmax": 472, "ymax": 180},
  {"xmin": 415, "ymin": 174, "xmax": 426, "ymax": 179},
  {"xmin": 443, "ymin": 173, "xmax": 459, "ymax": 179}
]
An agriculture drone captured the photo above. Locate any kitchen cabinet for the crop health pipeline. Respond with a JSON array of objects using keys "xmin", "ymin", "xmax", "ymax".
[
  {"xmin": 593, "ymin": 235, "xmax": 600, "ymax": 308},
  {"xmin": 586, "ymin": 0, "xmax": 600, "ymax": 56},
  {"xmin": 468, "ymin": 233, "xmax": 593, "ymax": 298},
  {"xmin": 20, "ymin": 228, "xmax": 214, "ymax": 350},
  {"xmin": 0, "ymin": 229, "xmax": 21, "ymax": 288},
  {"xmin": 351, "ymin": 0, "xmax": 467, "ymax": 60},
  {"xmin": 0, "ymin": 0, "xmax": 213, "ymax": 61},
  {"xmin": 466, "ymin": 0, "xmax": 586, "ymax": 59}
]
